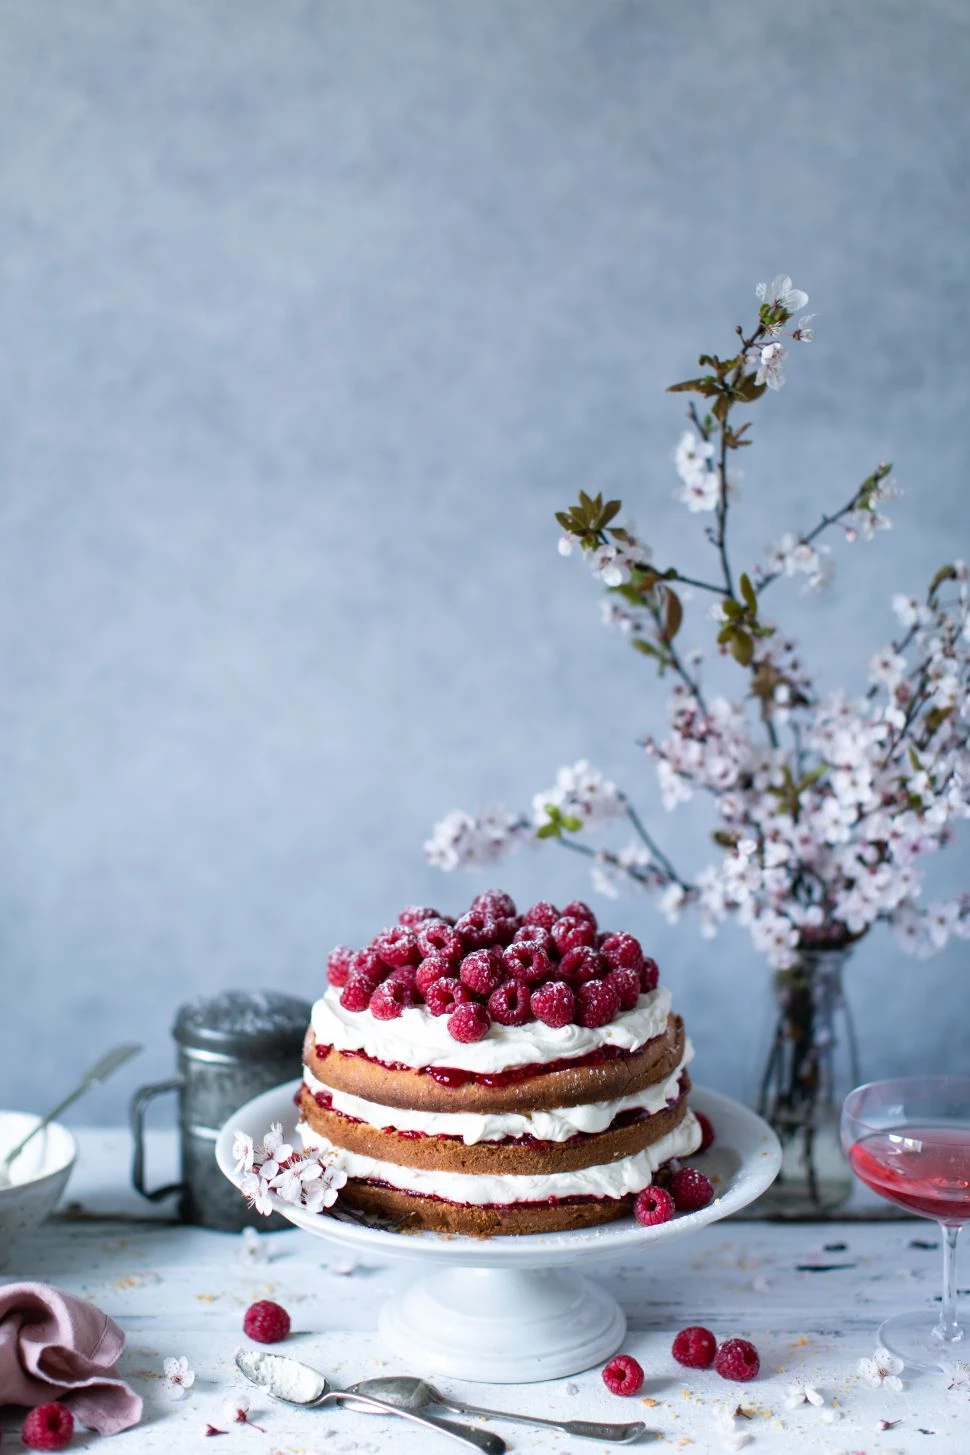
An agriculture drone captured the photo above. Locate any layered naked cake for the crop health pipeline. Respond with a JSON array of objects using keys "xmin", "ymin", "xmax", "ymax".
[{"xmin": 297, "ymin": 890, "xmax": 702, "ymax": 1236}]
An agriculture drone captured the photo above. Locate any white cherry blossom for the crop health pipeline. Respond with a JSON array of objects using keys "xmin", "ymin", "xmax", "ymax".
[
  {"xmin": 754, "ymin": 340, "xmax": 787, "ymax": 390},
  {"xmin": 756, "ymin": 274, "xmax": 809, "ymax": 313},
  {"xmin": 858, "ymin": 1347, "xmax": 904, "ymax": 1391},
  {"xmin": 161, "ymin": 1355, "xmax": 195, "ymax": 1400}
]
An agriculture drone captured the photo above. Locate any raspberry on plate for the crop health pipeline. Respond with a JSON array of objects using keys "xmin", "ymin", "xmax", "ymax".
[
  {"xmin": 559, "ymin": 946, "xmax": 606, "ymax": 985},
  {"xmin": 502, "ymin": 941, "xmax": 552, "ymax": 986},
  {"xmin": 633, "ymin": 1185, "xmax": 676, "ymax": 1226},
  {"xmin": 670, "ymin": 1165, "xmax": 714, "ymax": 1212},
  {"xmin": 605, "ymin": 965, "xmax": 640, "ymax": 1011},
  {"xmin": 425, "ymin": 977, "xmax": 471, "ymax": 1017},
  {"xmin": 576, "ymin": 979, "xmax": 620, "ymax": 1028},
  {"xmin": 460, "ymin": 948, "xmax": 505, "ymax": 997},
  {"xmin": 551, "ymin": 916, "xmax": 598, "ymax": 954},
  {"xmin": 522, "ymin": 900, "xmax": 560, "ymax": 929},
  {"xmin": 326, "ymin": 945, "xmax": 354, "ymax": 988},
  {"xmin": 599, "ymin": 931, "xmax": 644, "ymax": 975},
  {"xmin": 672, "ymin": 1325, "xmax": 717, "ymax": 1369},
  {"xmin": 448, "ymin": 1002, "xmax": 492, "ymax": 1043},
  {"xmin": 243, "ymin": 1299, "xmax": 291, "ymax": 1344},
  {"xmin": 530, "ymin": 979, "xmax": 576, "ymax": 1028},
  {"xmin": 488, "ymin": 979, "xmax": 532, "ymax": 1026},
  {"xmin": 369, "ymin": 979, "xmax": 413, "ymax": 1020},
  {"xmin": 601, "ymin": 1354, "xmax": 644, "ymax": 1396},
  {"xmin": 695, "ymin": 1110, "xmax": 716, "ymax": 1152},
  {"xmin": 22, "ymin": 1402, "xmax": 74, "ymax": 1451},
  {"xmin": 713, "ymin": 1337, "xmax": 760, "ymax": 1382}
]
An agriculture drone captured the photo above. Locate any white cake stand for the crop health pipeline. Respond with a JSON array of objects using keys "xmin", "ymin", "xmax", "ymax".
[{"xmin": 216, "ymin": 1082, "xmax": 780, "ymax": 1384}]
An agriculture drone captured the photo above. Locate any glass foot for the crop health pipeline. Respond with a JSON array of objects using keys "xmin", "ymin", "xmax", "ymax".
[{"xmin": 878, "ymin": 1310, "xmax": 966, "ymax": 1373}]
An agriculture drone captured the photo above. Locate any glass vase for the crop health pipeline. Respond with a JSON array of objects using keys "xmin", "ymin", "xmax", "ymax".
[{"xmin": 753, "ymin": 947, "xmax": 860, "ymax": 1218}]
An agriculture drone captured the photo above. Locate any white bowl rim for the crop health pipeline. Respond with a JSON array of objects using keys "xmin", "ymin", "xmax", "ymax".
[{"xmin": 0, "ymin": 1111, "xmax": 78, "ymax": 1192}]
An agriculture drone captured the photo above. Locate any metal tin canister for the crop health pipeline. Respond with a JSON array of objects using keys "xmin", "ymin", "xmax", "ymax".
[{"xmin": 129, "ymin": 989, "xmax": 310, "ymax": 1231}]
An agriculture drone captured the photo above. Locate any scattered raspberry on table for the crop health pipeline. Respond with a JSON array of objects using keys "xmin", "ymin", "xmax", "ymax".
[
  {"xmin": 713, "ymin": 1337, "xmax": 761, "ymax": 1381},
  {"xmin": 602, "ymin": 1354, "xmax": 645, "ymax": 1396},
  {"xmin": 672, "ymin": 1325, "xmax": 718, "ymax": 1369},
  {"xmin": 633, "ymin": 1185, "xmax": 676, "ymax": 1226},
  {"xmin": 22, "ymin": 1402, "xmax": 74, "ymax": 1451},
  {"xmin": 243, "ymin": 1299, "xmax": 291, "ymax": 1343}
]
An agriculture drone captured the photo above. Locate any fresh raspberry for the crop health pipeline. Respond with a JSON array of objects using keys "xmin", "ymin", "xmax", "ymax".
[
  {"xmin": 606, "ymin": 966, "xmax": 641, "ymax": 1012},
  {"xmin": 633, "ymin": 1185, "xmax": 676, "ymax": 1226},
  {"xmin": 670, "ymin": 1166, "xmax": 714, "ymax": 1212},
  {"xmin": 454, "ymin": 909, "xmax": 500, "ymax": 949},
  {"xmin": 372, "ymin": 925, "xmax": 420, "ymax": 967},
  {"xmin": 551, "ymin": 916, "xmax": 597, "ymax": 954},
  {"xmin": 22, "ymin": 1403, "xmax": 74, "ymax": 1451},
  {"xmin": 559, "ymin": 946, "xmax": 606, "ymax": 985},
  {"xmin": 471, "ymin": 889, "xmax": 518, "ymax": 919},
  {"xmin": 460, "ymin": 948, "xmax": 505, "ymax": 997},
  {"xmin": 672, "ymin": 1325, "xmax": 718, "ymax": 1369},
  {"xmin": 601, "ymin": 1354, "xmax": 644, "ymax": 1396},
  {"xmin": 326, "ymin": 945, "xmax": 354, "ymax": 988},
  {"xmin": 713, "ymin": 1338, "xmax": 760, "ymax": 1382},
  {"xmin": 522, "ymin": 900, "xmax": 560, "ymax": 929},
  {"xmin": 339, "ymin": 977, "xmax": 373, "ymax": 1012},
  {"xmin": 502, "ymin": 941, "xmax": 552, "ymax": 986},
  {"xmin": 416, "ymin": 921, "xmax": 465, "ymax": 966},
  {"xmin": 488, "ymin": 979, "xmax": 532, "ymax": 1026},
  {"xmin": 562, "ymin": 899, "xmax": 597, "ymax": 927},
  {"xmin": 448, "ymin": 1002, "xmax": 492, "ymax": 1043},
  {"xmin": 639, "ymin": 956, "xmax": 660, "ymax": 994},
  {"xmin": 398, "ymin": 905, "xmax": 442, "ymax": 927},
  {"xmin": 530, "ymin": 979, "xmax": 576, "ymax": 1028},
  {"xmin": 576, "ymin": 978, "xmax": 620, "ymax": 1028},
  {"xmin": 349, "ymin": 948, "xmax": 387, "ymax": 987},
  {"xmin": 387, "ymin": 963, "xmax": 417, "ymax": 990},
  {"xmin": 425, "ymin": 976, "xmax": 472, "ymax": 1017},
  {"xmin": 695, "ymin": 1110, "xmax": 716, "ymax": 1152},
  {"xmin": 599, "ymin": 931, "xmax": 644, "ymax": 975},
  {"xmin": 415, "ymin": 954, "xmax": 454, "ymax": 997},
  {"xmin": 512, "ymin": 923, "xmax": 554, "ymax": 953},
  {"xmin": 369, "ymin": 978, "xmax": 414, "ymax": 1020},
  {"xmin": 243, "ymin": 1299, "xmax": 291, "ymax": 1344}
]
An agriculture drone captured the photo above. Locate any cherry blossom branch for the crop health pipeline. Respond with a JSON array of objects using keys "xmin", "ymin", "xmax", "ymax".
[
  {"xmin": 757, "ymin": 466, "xmax": 893, "ymax": 595},
  {"xmin": 621, "ymin": 797, "xmax": 692, "ymax": 890}
]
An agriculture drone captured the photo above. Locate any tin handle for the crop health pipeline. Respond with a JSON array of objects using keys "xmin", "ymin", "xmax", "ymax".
[{"xmin": 130, "ymin": 1078, "xmax": 186, "ymax": 1201}]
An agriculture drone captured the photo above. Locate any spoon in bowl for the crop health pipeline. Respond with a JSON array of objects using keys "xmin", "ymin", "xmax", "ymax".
[
  {"xmin": 234, "ymin": 1350, "xmax": 506, "ymax": 1454},
  {"xmin": 344, "ymin": 1375, "xmax": 649, "ymax": 1443}
]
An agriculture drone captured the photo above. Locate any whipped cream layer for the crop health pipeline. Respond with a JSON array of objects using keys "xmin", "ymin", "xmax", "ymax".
[
  {"xmin": 303, "ymin": 1040, "xmax": 693, "ymax": 1143},
  {"xmin": 299, "ymin": 1111, "xmax": 701, "ymax": 1205},
  {"xmin": 311, "ymin": 984, "xmax": 673, "ymax": 1074}
]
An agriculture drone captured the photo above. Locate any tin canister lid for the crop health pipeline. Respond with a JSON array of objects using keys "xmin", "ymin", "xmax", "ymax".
[{"xmin": 173, "ymin": 990, "xmax": 311, "ymax": 1059}]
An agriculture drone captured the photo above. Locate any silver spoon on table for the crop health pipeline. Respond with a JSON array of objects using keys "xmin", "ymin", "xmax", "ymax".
[
  {"xmin": 345, "ymin": 1374, "xmax": 649, "ymax": 1443},
  {"xmin": 234, "ymin": 1351, "xmax": 505, "ymax": 1455},
  {"xmin": 0, "ymin": 1042, "xmax": 143, "ymax": 1189}
]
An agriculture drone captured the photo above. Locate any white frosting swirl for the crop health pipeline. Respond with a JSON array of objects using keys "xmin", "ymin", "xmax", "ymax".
[
  {"xmin": 303, "ymin": 1040, "xmax": 693, "ymax": 1143},
  {"xmin": 311, "ymin": 984, "xmax": 673, "ymax": 1073},
  {"xmin": 297, "ymin": 1111, "xmax": 701, "ymax": 1205}
]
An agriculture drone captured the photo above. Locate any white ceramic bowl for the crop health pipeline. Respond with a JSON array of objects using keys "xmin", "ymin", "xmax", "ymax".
[{"xmin": 0, "ymin": 1111, "xmax": 77, "ymax": 1263}]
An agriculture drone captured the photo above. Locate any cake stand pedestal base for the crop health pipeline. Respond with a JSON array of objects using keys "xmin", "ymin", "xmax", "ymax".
[{"xmin": 378, "ymin": 1265, "xmax": 626, "ymax": 1383}]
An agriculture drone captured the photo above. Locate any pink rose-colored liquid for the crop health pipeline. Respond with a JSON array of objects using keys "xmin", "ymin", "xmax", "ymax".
[{"xmin": 848, "ymin": 1125, "xmax": 970, "ymax": 1221}]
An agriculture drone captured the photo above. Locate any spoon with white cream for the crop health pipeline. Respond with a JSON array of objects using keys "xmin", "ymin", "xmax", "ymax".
[{"xmin": 234, "ymin": 1350, "xmax": 506, "ymax": 1454}]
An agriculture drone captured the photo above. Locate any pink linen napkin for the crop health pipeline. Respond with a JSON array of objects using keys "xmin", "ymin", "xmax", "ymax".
[{"xmin": 0, "ymin": 1282, "xmax": 142, "ymax": 1434}]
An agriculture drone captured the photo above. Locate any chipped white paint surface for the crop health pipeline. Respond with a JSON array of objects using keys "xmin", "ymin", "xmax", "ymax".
[{"xmin": 1, "ymin": 1130, "xmax": 965, "ymax": 1453}]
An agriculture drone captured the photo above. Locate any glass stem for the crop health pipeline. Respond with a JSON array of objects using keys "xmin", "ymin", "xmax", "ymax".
[{"xmin": 936, "ymin": 1223, "xmax": 964, "ymax": 1343}]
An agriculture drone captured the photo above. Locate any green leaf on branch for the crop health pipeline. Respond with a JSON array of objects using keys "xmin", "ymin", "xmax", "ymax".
[
  {"xmin": 729, "ymin": 630, "xmax": 754, "ymax": 666},
  {"xmin": 535, "ymin": 804, "xmax": 581, "ymax": 840},
  {"xmin": 733, "ymin": 372, "xmax": 767, "ymax": 404},
  {"xmin": 712, "ymin": 394, "xmax": 730, "ymax": 424},
  {"xmin": 929, "ymin": 563, "xmax": 958, "ymax": 595},
  {"xmin": 740, "ymin": 572, "xmax": 757, "ymax": 611},
  {"xmin": 667, "ymin": 377, "xmax": 720, "ymax": 397}
]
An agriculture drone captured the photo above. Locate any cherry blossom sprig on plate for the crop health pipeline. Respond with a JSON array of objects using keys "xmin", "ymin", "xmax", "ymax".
[
  {"xmin": 426, "ymin": 277, "xmax": 970, "ymax": 970},
  {"xmin": 233, "ymin": 1123, "xmax": 347, "ymax": 1217}
]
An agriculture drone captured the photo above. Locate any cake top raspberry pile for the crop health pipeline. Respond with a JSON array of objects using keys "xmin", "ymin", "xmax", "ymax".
[{"xmin": 325, "ymin": 890, "xmax": 660, "ymax": 1044}]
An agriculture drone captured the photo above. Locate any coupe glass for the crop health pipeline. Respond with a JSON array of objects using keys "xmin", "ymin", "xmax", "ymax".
[{"xmin": 841, "ymin": 1076, "xmax": 970, "ymax": 1371}]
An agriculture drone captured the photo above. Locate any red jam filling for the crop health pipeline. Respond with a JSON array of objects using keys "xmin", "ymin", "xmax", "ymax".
[{"xmin": 313, "ymin": 1039, "xmax": 652, "ymax": 1089}]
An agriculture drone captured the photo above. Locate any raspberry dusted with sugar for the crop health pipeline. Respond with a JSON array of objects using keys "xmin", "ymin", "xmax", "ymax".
[
  {"xmin": 398, "ymin": 904, "xmax": 442, "ymax": 927},
  {"xmin": 600, "ymin": 931, "xmax": 644, "ymax": 975},
  {"xmin": 601, "ymin": 1354, "xmax": 644, "ymax": 1396},
  {"xmin": 339, "ymin": 977, "xmax": 373, "ymax": 1013},
  {"xmin": 460, "ymin": 948, "xmax": 505, "ymax": 997},
  {"xmin": 488, "ymin": 979, "xmax": 532, "ymax": 1026},
  {"xmin": 22, "ymin": 1403, "xmax": 74, "ymax": 1452},
  {"xmin": 639, "ymin": 956, "xmax": 660, "ymax": 994},
  {"xmin": 713, "ymin": 1338, "xmax": 760, "ymax": 1382},
  {"xmin": 562, "ymin": 899, "xmax": 597, "ymax": 927},
  {"xmin": 349, "ymin": 948, "xmax": 387, "ymax": 988},
  {"xmin": 373, "ymin": 925, "xmax": 420, "ymax": 967},
  {"xmin": 415, "ymin": 953, "xmax": 454, "ymax": 997},
  {"xmin": 244, "ymin": 1299, "xmax": 291, "ymax": 1344},
  {"xmin": 551, "ymin": 915, "xmax": 597, "ymax": 955},
  {"xmin": 530, "ymin": 979, "xmax": 576, "ymax": 1028},
  {"xmin": 672, "ymin": 1325, "xmax": 717, "ymax": 1369},
  {"xmin": 512, "ymin": 923, "xmax": 554, "ymax": 953},
  {"xmin": 576, "ymin": 978, "xmax": 620, "ymax": 1028},
  {"xmin": 522, "ymin": 900, "xmax": 560, "ymax": 929},
  {"xmin": 326, "ymin": 945, "xmax": 354, "ymax": 988},
  {"xmin": 695, "ymin": 1110, "xmax": 716, "ymax": 1152},
  {"xmin": 369, "ymin": 978, "xmax": 414, "ymax": 1020},
  {"xmin": 425, "ymin": 976, "xmax": 471, "ymax": 1017},
  {"xmin": 559, "ymin": 946, "xmax": 606, "ymax": 985},
  {"xmin": 448, "ymin": 1002, "xmax": 492, "ymax": 1043},
  {"xmin": 416, "ymin": 921, "xmax": 464, "ymax": 965},
  {"xmin": 670, "ymin": 1166, "xmax": 714, "ymax": 1212},
  {"xmin": 471, "ymin": 888, "xmax": 518, "ymax": 919},
  {"xmin": 502, "ymin": 940, "xmax": 552, "ymax": 986},
  {"xmin": 606, "ymin": 965, "xmax": 641, "ymax": 1012},
  {"xmin": 454, "ymin": 909, "xmax": 500, "ymax": 949},
  {"xmin": 633, "ymin": 1184, "xmax": 676, "ymax": 1226}
]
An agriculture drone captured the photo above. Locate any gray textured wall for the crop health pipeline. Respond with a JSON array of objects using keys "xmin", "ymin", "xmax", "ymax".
[{"xmin": 1, "ymin": 1, "xmax": 968, "ymax": 1124}]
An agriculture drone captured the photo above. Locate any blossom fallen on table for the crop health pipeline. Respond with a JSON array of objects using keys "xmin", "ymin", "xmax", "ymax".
[
  {"xmin": 858, "ymin": 1347, "xmax": 904, "ymax": 1391},
  {"xmin": 223, "ymin": 1396, "xmax": 265, "ymax": 1432},
  {"xmin": 237, "ymin": 1226, "xmax": 269, "ymax": 1267},
  {"xmin": 161, "ymin": 1355, "xmax": 196, "ymax": 1399},
  {"xmin": 785, "ymin": 1380, "xmax": 825, "ymax": 1408},
  {"xmin": 234, "ymin": 1121, "xmax": 348, "ymax": 1218}
]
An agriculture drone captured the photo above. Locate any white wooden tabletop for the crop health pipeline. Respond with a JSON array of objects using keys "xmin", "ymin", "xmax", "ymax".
[{"xmin": 2, "ymin": 1129, "xmax": 966, "ymax": 1455}]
